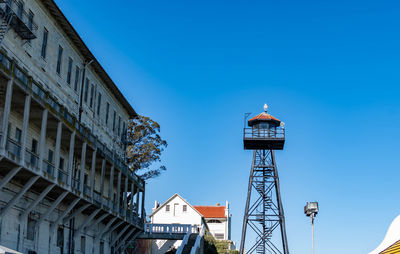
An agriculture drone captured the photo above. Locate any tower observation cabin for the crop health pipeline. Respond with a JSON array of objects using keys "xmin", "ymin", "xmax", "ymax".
[{"xmin": 243, "ymin": 104, "xmax": 285, "ymax": 150}]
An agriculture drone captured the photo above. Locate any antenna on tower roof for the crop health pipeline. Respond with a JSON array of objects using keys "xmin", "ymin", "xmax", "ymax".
[{"xmin": 264, "ymin": 104, "xmax": 268, "ymax": 112}]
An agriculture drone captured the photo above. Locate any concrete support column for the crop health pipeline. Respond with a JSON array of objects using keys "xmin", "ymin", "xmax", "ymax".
[
  {"xmin": 38, "ymin": 109, "xmax": 48, "ymax": 172},
  {"xmin": 108, "ymin": 165, "xmax": 114, "ymax": 198},
  {"xmin": 0, "ymin": 78, "xmax": 13, "ymax": 152},
  {"xmin": 79, "ymin": 142, "xmax": 87, "ymax": 194},
  {"xmin": 135, "ymin": 186, "xmax": 140, "ymax": 216},
  {"xmin": 90, "ymin": 149, "xmax": 97, "ymax": 199},
  {"xmin": 116, "ymin": 170, "xmax": 121, "ymax": 213},
  {"xmin": 130, "ymin": 181, "xmax": 135, "ymax": 215},
  {"xmin": 100, "ymin": 159, "xmax": 106, "ymax": 205},
  {"xmin": 67, "ymin": 131, "xmax": 75, "ymax": 186},
  {"xmin": 20, "ymin": 95, "xmax": 31, "ymax": 163},
  {"xmin": 54, "ymin": 121, "xmax": 62, "ymax": 180},
  {"xmin": 141, "ymin": 185, "xmax": 145, "ymax": 220},
  {"xmin": 124, "ymin": 177, "xmax": 128, "ymax": 215}
]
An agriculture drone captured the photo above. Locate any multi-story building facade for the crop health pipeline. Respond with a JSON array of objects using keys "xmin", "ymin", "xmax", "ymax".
[{"xmin": 0, "ymin": 0, "xmax": 145, "ymax": 253}]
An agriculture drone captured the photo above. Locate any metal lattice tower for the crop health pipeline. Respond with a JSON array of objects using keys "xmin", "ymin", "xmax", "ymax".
[{"xmin": 240, "ymin": 104, "xmax": 289, "ymax": 254}]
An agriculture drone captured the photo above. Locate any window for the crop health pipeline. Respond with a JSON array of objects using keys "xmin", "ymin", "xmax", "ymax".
[
  {"xmin": 15, "ymin": 128, "xmax": 21, "ymax": 143},
  {"xmin": 214, "ymin": 233, "xmax": 224, "ymax": 240},
  {"xmin": 28, "ymin": 10, "xmax": 34, "ymax": 31},
  {"xmin": 66, "ymin": 58, "xmax": 73, "ymax": 84},
  {"xmin": 59, "ymin": 158, "xmax": 64, "ymax": 171},
  {"xmin": 27, "ymin": 216, "xmax": 36, "ymax": 240},
  {"xmin": 166, "ymin": 205, "xmax": 170, "ymax": 212},
  {"xmin": 117, "ymin": 116, "xmax": 121, "ymax": 136},
  {"xmin": 122, "ymin": 122, "xmax": 126, "ymax": 140},
  {"xmin": 74, "ymin": 66, "xmax": 80, "ymax": 92},
  {"xmin": 89, "ymin": 84, "xmax": 94, "ymax": 108},
  {"xmin": 41, "ymin": 28, "xmax": 48, "ymax": 58},
  {"xmin": 84, "ymin": 78, "xmax": 89, "ymax": 103},
  {"xmin": 48, "ymin": 149, "xmax": 53, "ymax": 164},
  {"xmin": 97, "ymin": 93, "xmax": 101, "ymax": 116},
  {"xmin": 183, "ymin": 205, "xmax": 187, "ymax": 212},
  {"xmin": 56, "ymin": 226, "xmax": 64, "ymax": 247},
  {"xmin": 105, "ymin": 103, "xmax": 110, "ymax": 125},
  {"xmin": 56, "ymin": 46, "xmax": 63, "ymax": 74},
  {"xmin": 31, "ymin": 139, "xmax": 38, "ymax": 154},
  {"xmin": 80, "ymin": 236, "xmax": 86, "ymax": 254},
  {"xmin": 112, "ymin": 110, "xmax": 116, "ymax": 132},
  {"xmin": 16, "ymin": 1, "xmax": 23, "ymax": 18},
  {"xmin": 100, "ymin": 241, "xmax": 104, "ymax": 254}
]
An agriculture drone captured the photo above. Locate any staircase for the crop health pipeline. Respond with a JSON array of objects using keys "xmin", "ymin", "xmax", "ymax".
[
  {"xmin": 181, "ymin": 233, "xmax": 198, "ymax": 254},
  {"xmin": 0, "ymin": 12, "xmax": 12, "ymax": 45}
]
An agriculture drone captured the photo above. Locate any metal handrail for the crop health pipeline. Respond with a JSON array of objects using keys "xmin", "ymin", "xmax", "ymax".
[
  {"xmin": 0, "ymin": 0, "xmax": 38, "ymax": 32},
  {"xmin": 243, "ymin": 127, "xmax": 285, "ymax": 139},
  {"xmin": 43, "ymin": 159, "xmax": 55, "ymax": 177},
  {"xmin": 58, "ymin": 169, "xmax": 68, "ymax": 184},
  {"xmin": 25, "ymin": 148, "xmax": 39, "ymax": 169},
  {"xmin": 5, "ymin": 137, "xmax": 21, "ymax": 158}
]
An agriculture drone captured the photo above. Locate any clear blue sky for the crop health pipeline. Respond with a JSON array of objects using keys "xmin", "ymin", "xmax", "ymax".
[{"xmin": 56, "ymin": 0, "xmax": 400, "ymax": 253}]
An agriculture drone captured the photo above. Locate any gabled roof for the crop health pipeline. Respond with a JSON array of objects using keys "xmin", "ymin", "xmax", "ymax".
[
  {"xmin": 193, "ymin": 206, "xmax": 226, "ymax": 219},
  {"xmin": 39, "ymin": 0, "xmax": 136, "ymax": 118},
  {"xmin": 248, "ymin": 112, "xmax": 281, "ymax": 123},
  {"xmin": 149, "ymin": 193, "xmax": 204, "ymax": 218}
]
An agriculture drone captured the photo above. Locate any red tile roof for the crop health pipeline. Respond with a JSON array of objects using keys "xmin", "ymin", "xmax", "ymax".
[
  {"xmin": 248, "ymin": 112, "xmax": 281, "ymax": 123},
  {"xmin": 193, "ymin": 206, "xmax": 226, "ymax": 218}
]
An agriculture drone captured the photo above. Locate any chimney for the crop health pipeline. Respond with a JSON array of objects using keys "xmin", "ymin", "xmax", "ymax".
[{"xmin": 152, "ymin": 200, "xmax": 159, "ymax": 212}]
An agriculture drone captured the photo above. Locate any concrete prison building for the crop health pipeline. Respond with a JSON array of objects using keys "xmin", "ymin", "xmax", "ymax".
[{"xmin": 0, "ymin": 0, "xmax": 145, "ymax": 253}]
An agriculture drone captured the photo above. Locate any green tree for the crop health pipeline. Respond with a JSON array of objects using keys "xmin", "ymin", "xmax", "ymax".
[{"xmin": 126, "ymin": 115, "xmax": 167, "ymax": 180}]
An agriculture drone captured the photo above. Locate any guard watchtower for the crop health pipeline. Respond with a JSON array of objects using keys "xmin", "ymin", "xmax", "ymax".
[
  {"xmin": 240, "ymin": 104, "xmax": 289, "ymax": 254},
  {"xmin": 243, "ymin": 104, "xmax": 285, "ymax": 150}
]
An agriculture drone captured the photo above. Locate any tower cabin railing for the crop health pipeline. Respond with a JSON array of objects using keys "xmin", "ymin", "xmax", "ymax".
[
  {"xmin": 0, "ymin": 0, "xmax": 38, "ymax": 40},
  {"xmin": 243, "ymin": 126, "xmax": 285, "ymax": 150}
]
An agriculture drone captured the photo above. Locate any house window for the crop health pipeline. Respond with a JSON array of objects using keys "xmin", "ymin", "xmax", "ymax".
[
  {"xmin": 97, "ymin": 93, "xmax": 101, "ymax": 115},
  {"xmin": 56, "ymin": 45, "xmax": 63, "ymax": 74},
  {"xmin": 41, "ymin": 28, "xmax": 48, "ymax": 59},
  {"xmin": 56, "ymin": 226, "xmax": 64, "ymax": 247},
  {"xmin": 183, "ymin": 205, "xmax": 187, "ymax": 212},
  {"xmin": 84, "ymin": 78, "xmax": 89, "ymax": 103},
  {"xmin": 74, "ymin": 66, "xmax": 80, "ymax": 91},
  {"xmin": 89, "ymin": 84, "xmax": 94, "ymax": 108},
  {"xmin": 66, "ymin": 58, "xmax": 73, "ymax": 84},
  {"xmin": 105, "ymin": 103, "xmax": 110, "ymax": 125},
  {"xmin": 81, "ymin": 236, "xmax": 86, "ymax": 254},
  {"xmin": 166, "ymin": 205, "xmax": 170, "ymax": 212},
  {"xmin": 27, "ymin": 216, "xmax": 36, "ymax": 240}
]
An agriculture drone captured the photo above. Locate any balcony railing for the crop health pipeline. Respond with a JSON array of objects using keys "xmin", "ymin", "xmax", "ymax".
[
  {"xmin": 0, "ymin": 0, "xmax": 38, "ymax": 40},
  {"xmin": 71, "ymin": 178, "xmax": 80, "ymax": 191},
  {"xmin": 58, "ymin": 169, "xmax": 68, "ymax": 184},
  {"xmin": 243, "ymin": 127, "xmax": 285, "ymax": 140},
  {"xmin": 93, "ymin": 190, "xmax": 101, "ymax": 205},
  {"xmin": 0, "ymin": 48, "xmax": 142, "ymax": 189},
  {"xmin": 5, "ymin": 138, "xmax": 21, "ymax": 159},
  {"xmin": 24, "ymin": 149, "xmax": 38, "ymax": 170},
  {"xmin": 43, "ymin": 160, "xmax": 55, "ymax": 177},
  {"xmin": 83, "ymin": 184, "xmax": 90, "ymax": 197}
]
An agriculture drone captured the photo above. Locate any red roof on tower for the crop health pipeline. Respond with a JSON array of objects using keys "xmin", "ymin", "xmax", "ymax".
[
  {"xmin": 248, "ymin": 112, "xmax": 281, "ymax": 123},
  {"xmin": 193, "ymin": 206, "xmax": 226, "ymax": 218}
]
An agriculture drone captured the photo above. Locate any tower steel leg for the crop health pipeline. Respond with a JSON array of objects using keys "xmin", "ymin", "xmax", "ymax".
[{"xmin": 240, "ymin": 149, "xmax": 289, "ymax": 254}]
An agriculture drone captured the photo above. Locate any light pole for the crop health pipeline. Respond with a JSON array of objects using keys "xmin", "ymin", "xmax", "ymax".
[{"xmin": 304, "ymin": 202, "xmax": 319, "ymax": 254}]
